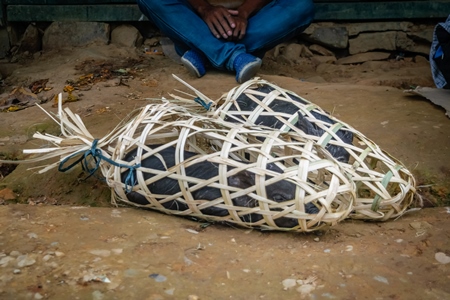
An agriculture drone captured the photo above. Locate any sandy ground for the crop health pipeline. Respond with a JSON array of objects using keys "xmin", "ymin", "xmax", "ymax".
[{"xmin": 0, "ymin": 43, "xmax": 449, "ymax": 299}]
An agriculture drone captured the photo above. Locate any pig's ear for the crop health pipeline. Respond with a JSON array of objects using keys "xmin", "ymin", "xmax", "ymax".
[{"xmin": 228, "ymin": 170, "xmax": 255, "ymax": 188}]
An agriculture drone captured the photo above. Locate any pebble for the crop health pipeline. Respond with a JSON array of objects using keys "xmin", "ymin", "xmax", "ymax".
[
  {"xmin": 92, "ymin": 290, "xmax": 104, "ymax": 300},
  {"xmin": 89, "ymin": 250, "xmax": 111, "ymax": 257},
  {"xmin": 34, "ymin": 293, "xmax": 43, "ymax": 299},
  {"xmin": 188, "ymin": 295, "xmax": 200, "ymax": 300},
  {"xmin": 314, "ymin": 237, "xmax": 320, "ymax": 242},
  {"xmin": 297, "ymin": 284, "xmax": 315, "ymax": 295},
  {"xmin": 324, "ymin": 249, "xmax": 331, "ymax": 253},
  {"xmin": 396, "ymin": 239, "xmax": 403, "ymax": 243},
  {"xmin": 47, "ymin": 262, "xmax": 59, "ymax": 269},
  {"xmin": 165, "ymin": 288, "xmax": 175, "ymax": 295},
  {"xmin": 55, "ymin": 251, "xmax": 65, "ymax": 257},
  {"xmin": 43, "ymin": 255, "xmax": 53, "ymax": 261},
  {"xmin": 17, "ymin": 255, "xmax": 36, "ymax": 268},
  {"xmin": 149, "ymin": 273, "xmax": 167, "ymax": 282},
  {"xmin": 282, "ymin": 278, "xmax": 297, "ymax": 290},
  {"xmin": 10, "ymin": 251, "xmax": 21, "ymax": 257},
  {"xmin": 435, "ymin": 252, "xmax": 450, "ymax": 264},
  {"xmin": 27, "ymin": 233, "xmax": 38, "ymax": 239},
  {"xmin": 13, "ymin": 269, "xmax": 21, "ymax": 274},
  {"xmin": 112, "ymin": 249, "xmax": 123, "ymax": 255},
  {"xmin": 345, "ymin": 245, "xmax": 353, "ymax": 252},
  {"xmin": 0, "ymin": 256, "xmax": 14, "ymax": 266},
  {"xmin": 373, "ymin": 275, "xmax": 389, "ymax": 284}
]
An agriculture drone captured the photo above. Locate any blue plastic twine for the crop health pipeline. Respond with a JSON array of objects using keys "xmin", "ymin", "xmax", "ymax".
[
  {"xmin": 58, "ymin": 139, "xmax": 141, "ymax": 193},
  {"xmin": 194, "ymin": 97, "xmax": 212, "ymax": 111}
]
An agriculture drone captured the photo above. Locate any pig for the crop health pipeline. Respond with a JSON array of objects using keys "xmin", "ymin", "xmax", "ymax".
[
  {"xmin": 227, "ymin": 85, "xmax": 353, "ymax": 163},
  {"xmin": 121, "ymin": 146, "xmax": 319, "ymax": 228}
]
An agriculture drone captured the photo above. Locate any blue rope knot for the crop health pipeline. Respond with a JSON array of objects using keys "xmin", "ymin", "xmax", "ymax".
[
  {"xmin": 194, "ymin": 97, "xmax": 212, "ymax": 111},
  {"xmin": 58, "ymin": 139, "xmax": 141, "ymax": 193}
]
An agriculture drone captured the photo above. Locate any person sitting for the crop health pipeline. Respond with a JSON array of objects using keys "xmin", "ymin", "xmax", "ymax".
[{"xmin": 137, "ymin": 0, "xmax": 315, "ymax": 83}]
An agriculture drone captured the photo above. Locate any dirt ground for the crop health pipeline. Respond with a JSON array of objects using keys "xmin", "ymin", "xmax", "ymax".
[{"xmin": 0, "ymin": 43, "xmax": 449, "ymax": 299}]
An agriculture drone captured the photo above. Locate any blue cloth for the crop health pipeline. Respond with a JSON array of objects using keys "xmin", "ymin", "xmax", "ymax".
[
  {"xmin": 137, "ymin": 0, "xmax": 314, "ymax": 72},
  {"xmin": 430, "ymin": 15, "xmax": 450, "ymax": 89}
]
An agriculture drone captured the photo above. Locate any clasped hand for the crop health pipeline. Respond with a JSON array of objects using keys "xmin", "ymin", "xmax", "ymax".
[{"xmin": 199, "ymin": 6, "xmax": 247, "ymax": 41}]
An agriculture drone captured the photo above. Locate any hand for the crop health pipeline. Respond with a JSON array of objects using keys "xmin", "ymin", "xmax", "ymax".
[
  {"xmin": 198, "ymin": 5, "xmax": 238, "ymax": 39},
  {"xmin": 228, "ymin": 13, "xmax": 247, "ymax": 41}
]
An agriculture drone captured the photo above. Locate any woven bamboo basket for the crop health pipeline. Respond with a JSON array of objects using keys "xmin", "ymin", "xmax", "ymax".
[
  {"xmin": 170, "ymin": 76, "xmax": 416, "ymax": 221},
  {"xmin": 22, "ymin": 97, "xmax": 355, "ymax": 232}
]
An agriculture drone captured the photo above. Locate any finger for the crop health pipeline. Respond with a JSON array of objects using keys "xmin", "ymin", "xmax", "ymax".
[
  {"xmin": 214, "ymin": 13, "xmax": 234, "ymax": 38},
  {"xmin": 238, "ymin": 26, "xmax": 246, "ymax": 40},
  {"xmin": 206, "ymin": 21, "xmax": 221, "ymax": 39},
  {"xmin": 228, "ymin": 9, "xmax": 239, "ymax": 15},
  {"xmin": 232, "ymin": 22, "xmax": 246, "ymax": 40},
  {"xmin": 212, "ymin": 19, "xmax": 229, "ymax": 39},
  {"xmin": 224, "ymin": 13, "xmax": 236, "ymax": 29}
]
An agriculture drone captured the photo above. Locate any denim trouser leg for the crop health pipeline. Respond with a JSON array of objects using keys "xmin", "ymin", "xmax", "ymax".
[
  {"xmin": 137, "ymin": 0, "xmax": 245, "ymax": 71},
  {"xmin": 242, "ymin": 0, "xmax": 315, "ymax": 57},
  {"xmin": 136, "ymin": 0, "xmax": 314, "ymax": 71}
]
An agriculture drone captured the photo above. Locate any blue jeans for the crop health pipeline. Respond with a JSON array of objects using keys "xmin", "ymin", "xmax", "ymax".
[{"xmin": 137, "ymin": 0, "xmax": 315, "ymax": 71}]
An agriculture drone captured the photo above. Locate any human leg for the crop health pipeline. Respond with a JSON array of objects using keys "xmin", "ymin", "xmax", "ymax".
[
  {"xmin": 241, "ymin": 0, "xmax": 315, "ymax": 57},
  {"xmin": 137, "ymin": 0, "xmax": 248, "ymax": 71}
]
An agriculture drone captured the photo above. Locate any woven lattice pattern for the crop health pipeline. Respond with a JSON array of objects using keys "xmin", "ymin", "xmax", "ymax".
[
  {"xmin": 205, "ymin": 79, "xmax": 416, "ymax": 220},
  {"xmin": 106, "ymin": 103, "xmax": 355, "ymax": 231},
  {"xmin": 19, "ymin": 77, "xmax": 417, "ymax": 232}
]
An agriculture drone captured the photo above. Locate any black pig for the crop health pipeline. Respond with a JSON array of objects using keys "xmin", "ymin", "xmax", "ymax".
[
  {"xmin": 227, "ymin": 85, "xmax": 353, "ymax": 163},
  {"xmin": 121, "ymin": 146, "xmax": 319, "ymax": 228}
]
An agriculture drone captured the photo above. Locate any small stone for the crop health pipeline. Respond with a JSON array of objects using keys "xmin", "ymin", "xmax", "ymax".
[
  {"xmin": 396, "ymin": 239, "xmax": 403, "ymax": 243},
  {"xmin": 188, "ymin": 295, "xmax": 200, "ymax": 300},
  {"xmin": 282, "ymin": 278, "xmax": 297, "ymax": 290},
  {"xmin": 149, "ymin": 273, "xmax": 167, "ymax": 282},
  {"xmin": 47, "ymin": 262, "xmax": 59, "ymax": 269},
  {"xmin": 13, "ymin": 269, "xmax": 21, "ymax": 274},
  {"xmin": 373, "ymin": 275, "xmax": 389, "ymax": 284},
  {"xmin": 92, "ymin": 290, "xmax": 104, "ymax": 300},
  {"xmin": 43, "ymin": 255, "xmax": 52, "ymax": 261},
  {"xmin": 55, "ymin": 251, "xmax": 65, "ymax": 257},
  {"xmin": 112, "ymin": 249, "xmax": 123, "ymax": 255},
  {"xmin": 297, "ymin": 284, "xmax": 315, "ymax": 296},
  {"xmin": 409, "ymin": 221, "xmax": 432, "ymax": 230},
  {"xmin": 165, "ymin": 288, "xmax": 175, "ymax": 295},
  {"xmin": 324, "ymin": 249, "xmax": 331, "ymax": 253},
  {"xmin": 89, "ymin": 250, "xmax": 111, "ymax": 257},
  {"xmin": 0, "ymin": 256, "xmax": 14, "ymax": 266},
  {"xmin": 17, "ymin": 255, "xmax": 36, "ymax": 268},
  {"xmin": 435, "ymin": 252, "xmax": 450, "ymax": 264},
  {"xmin": 314, "ymin": 237, "xmax": 320, "ymax": 242},
  {"xmin": 34, "ymin": 293, "xmax": 43, "ymax": 300},
  {"xmin": 27, "ymin": 232, "xmax": 37, "ymax": 239}
]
